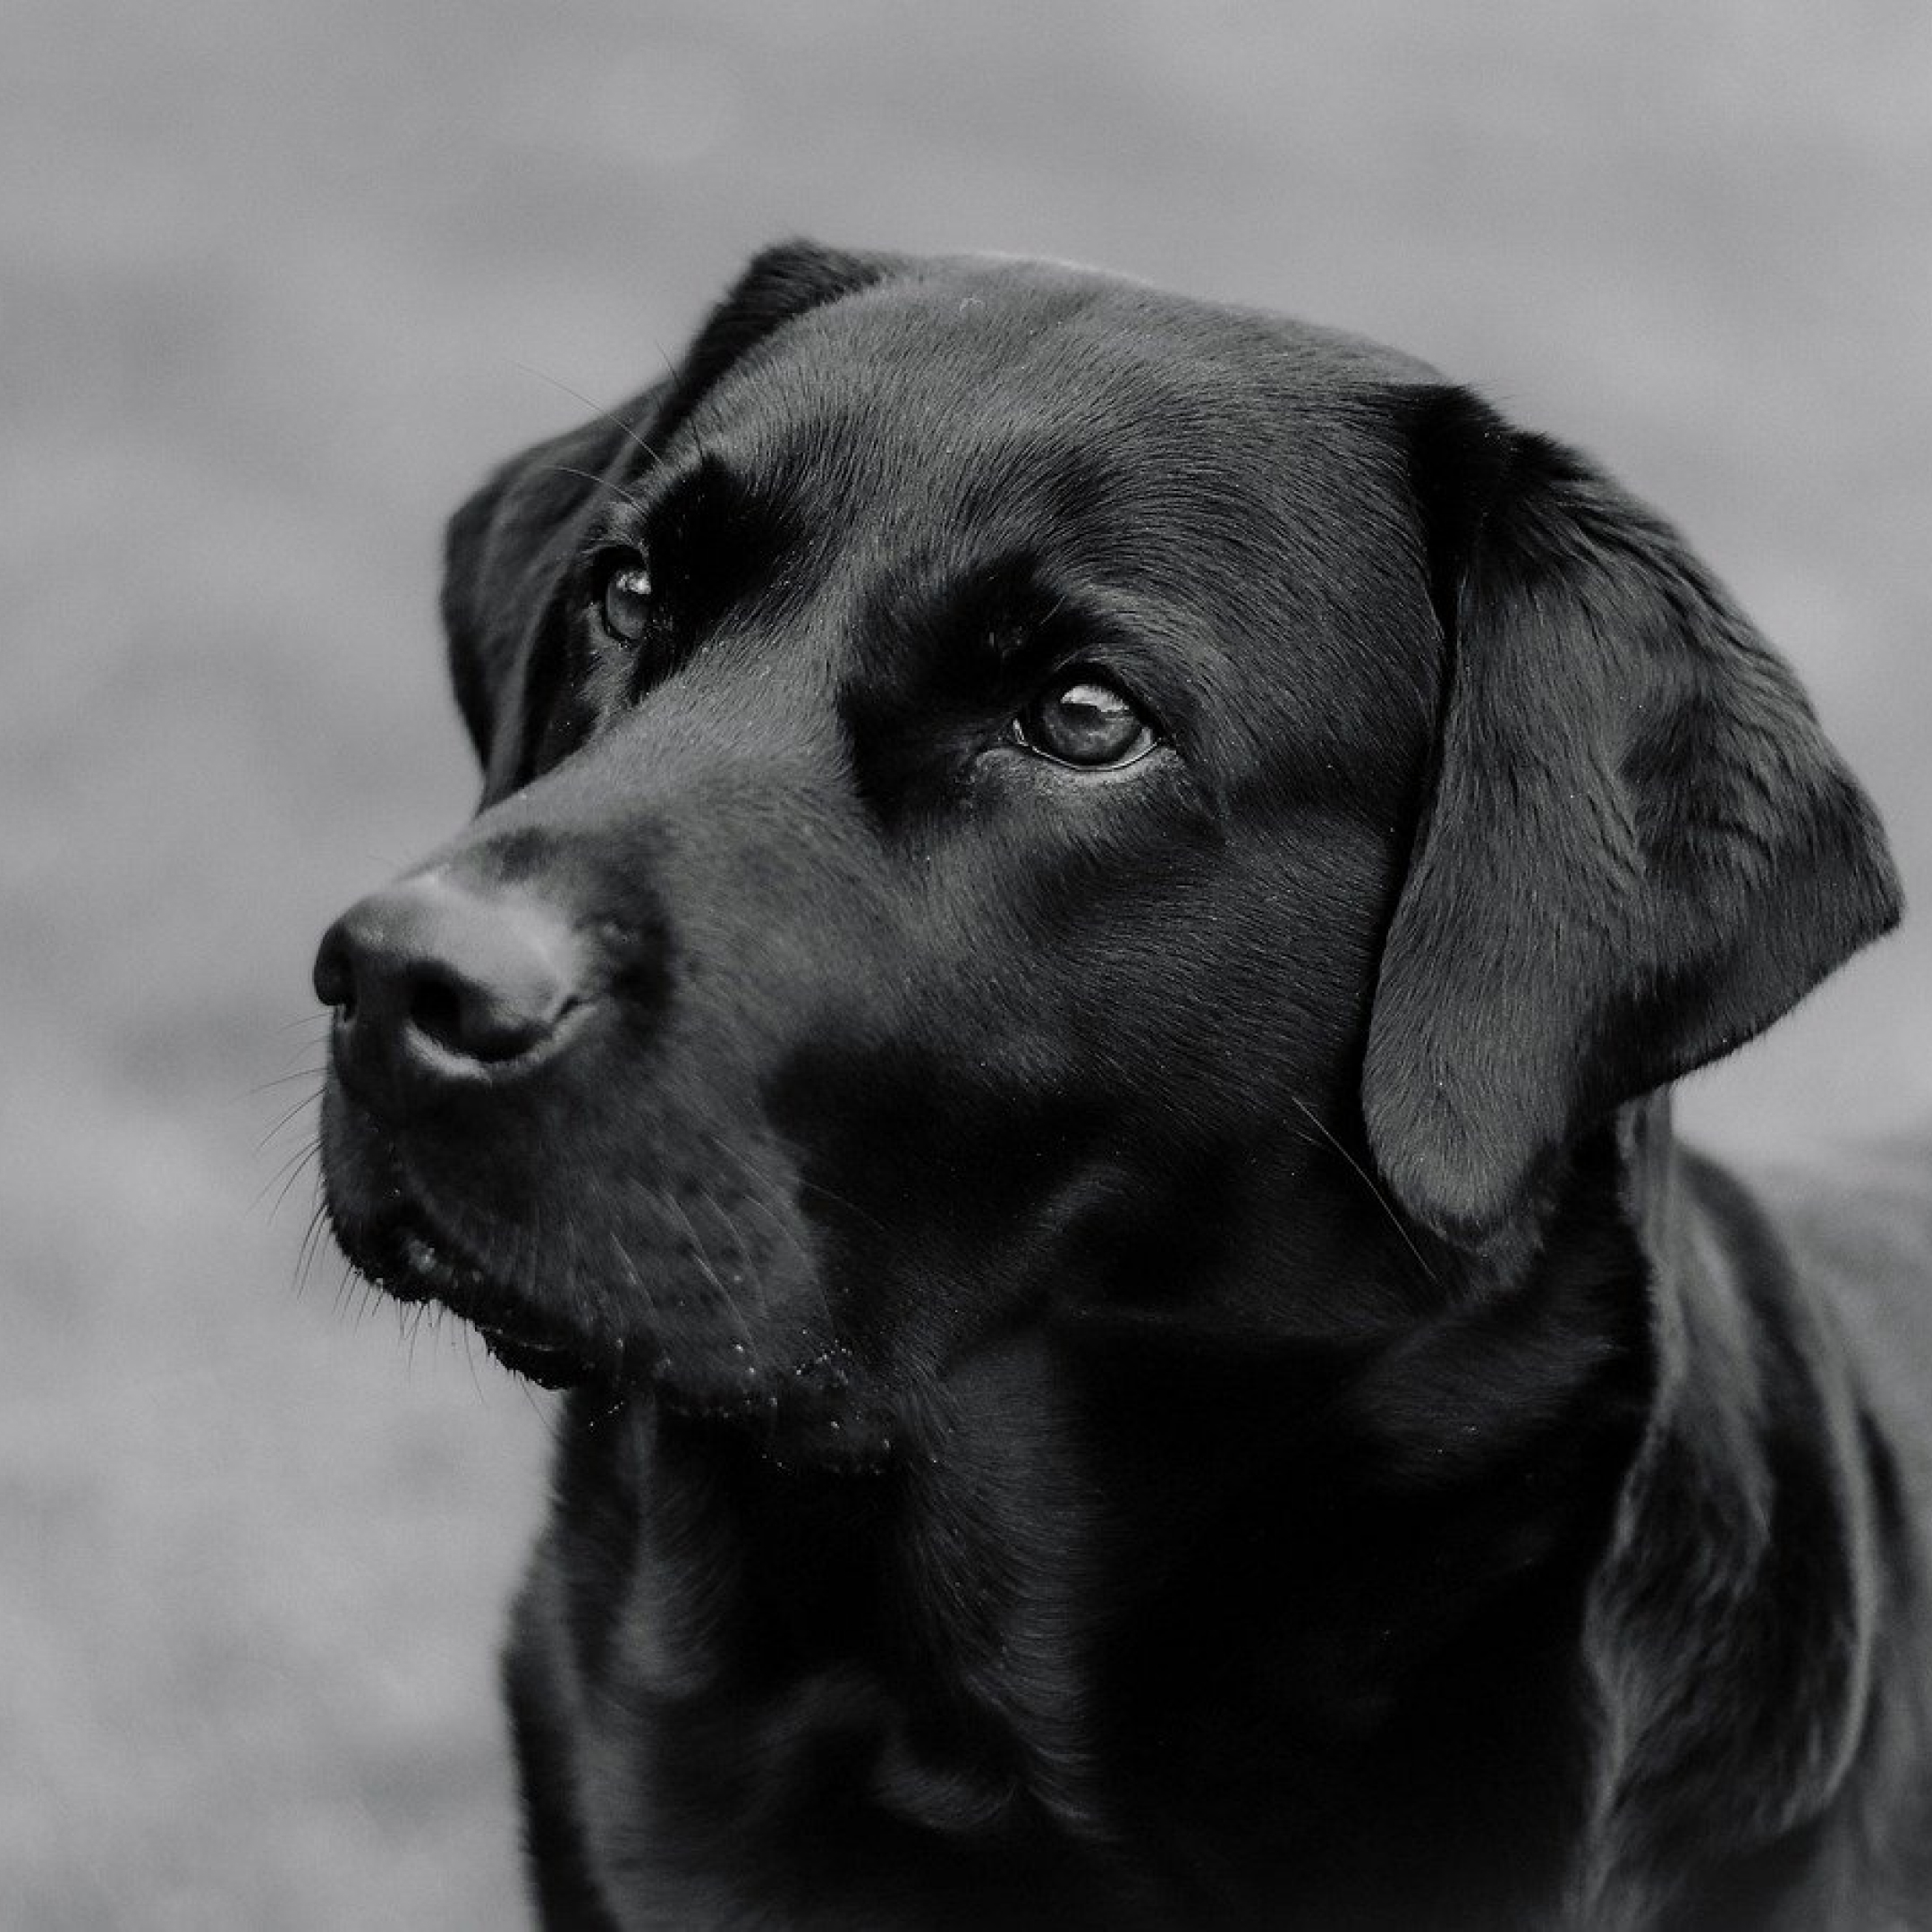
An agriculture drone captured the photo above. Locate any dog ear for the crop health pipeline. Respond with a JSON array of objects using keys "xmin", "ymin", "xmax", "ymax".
[
  {"xmin": 441, "ymin": 239, "xmax": 899, "ymax": 794},
  {"xmin": 441, "ymin": 407, "xmax": 646, "ymax": 795},
  {"xmin": 650, "ymin": 238, "xmax": 897, "ymax": 449},
  {"xmin": 1361, "ymin": 388, "xmax": 1901, "ymax": 1242}
]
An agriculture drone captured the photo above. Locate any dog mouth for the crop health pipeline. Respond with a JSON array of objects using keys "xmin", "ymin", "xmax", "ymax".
[
  {"xmin": 318, "ymin": 1120, "xmax": 903, "ymax": 1463},
  {"xmin": 333, "ymin": 1200, "xmax": 619, "ymax": 1394}
]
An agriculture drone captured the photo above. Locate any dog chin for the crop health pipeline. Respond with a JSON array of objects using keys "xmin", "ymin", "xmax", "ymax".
[
  {"xmin": 473, "ymin": 1321, "xmax": 611, "ymax": 1392},
  {"xmin": 321, "ymin": 1179, "xmax": 620, "ymax": 1392},
  {"xmin": 326, "ymin": 1180, "xmax": 906, "ymax": 1463}
]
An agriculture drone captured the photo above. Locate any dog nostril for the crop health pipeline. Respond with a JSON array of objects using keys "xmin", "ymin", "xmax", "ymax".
[
  {"xmin": 406, "ymin": 964, "xmax": 563, "ymax": 1063},
  {"xmin": 409, "ymin": 974, "xmax": 462, "ymax": 1053},
  {"xmin": 311, "ymin": 924, "xmax": 357, "ymax": 1019}
]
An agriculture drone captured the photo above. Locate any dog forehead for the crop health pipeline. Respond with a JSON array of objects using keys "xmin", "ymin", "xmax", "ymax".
[
  {"xmin": 682, "ymin": 257, "xmax": 1431, "ymax": 517},
  {"xmin": 609, "ymin": 260, "xmax": 1444, "ymax": 809},
  {"xmin": 790, "ymin": 252, "xmax": 1440, "ymax": 394}
]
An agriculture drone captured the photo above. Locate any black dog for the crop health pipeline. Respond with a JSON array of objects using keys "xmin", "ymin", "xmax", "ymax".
[{"xmin": 315, "ymin": 243, "xmax": 1932, "ymax": 1928}]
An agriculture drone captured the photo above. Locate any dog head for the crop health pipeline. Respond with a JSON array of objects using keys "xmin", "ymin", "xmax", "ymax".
[{"xmin": 315, "ymin": 242, "xmax": 1897, "ymax": 1462}]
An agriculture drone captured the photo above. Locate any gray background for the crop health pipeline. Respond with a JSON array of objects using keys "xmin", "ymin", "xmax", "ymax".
[{"xmin": 6, "ymin": 2, "xmax": 1928, "ymax": 1925}]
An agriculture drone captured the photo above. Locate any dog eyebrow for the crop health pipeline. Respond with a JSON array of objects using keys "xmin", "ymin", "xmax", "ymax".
[
  {"xmin": 583, "ymin": 456, "xmax": 795, "ymax": 628},
  {"xmin": 847, "ymin": 550, "xmax": 1213, "ymax": 756},
  {"xmin": 855, "ymin": 551, "xmax": 1096, "ymax": 688}
]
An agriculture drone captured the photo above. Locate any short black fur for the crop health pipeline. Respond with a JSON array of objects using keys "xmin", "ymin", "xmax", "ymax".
[{"xmin": 316, "ymin": 245, "xmax": 1930, "ymax": 1929}]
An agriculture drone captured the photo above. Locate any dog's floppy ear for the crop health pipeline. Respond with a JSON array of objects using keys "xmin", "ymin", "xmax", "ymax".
[
  {"xmin": 650, "ymin": 238, "xmax": 897, "ymax": 450},
  {"xmin": 441, "ymin": 239, "xmax": 898, "ymax": 795},
  {"xmin": 1361, "ymin": 389, "xmax": 1900, "ymax": 1242},
  {"xmin": 441, "ymin": 407, "xmax": 645, "ymax": 794}
]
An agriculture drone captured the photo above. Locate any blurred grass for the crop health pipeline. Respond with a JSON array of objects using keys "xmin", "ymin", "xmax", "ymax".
[{"xmin": 4, "ymin": 1, "xmax": 1928, "ymax": 1924}]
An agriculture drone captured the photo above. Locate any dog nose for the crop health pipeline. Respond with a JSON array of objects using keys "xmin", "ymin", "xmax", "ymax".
[{"xmin": 314, "ymin": 874, "xmax": 588, "ymax": 1090}]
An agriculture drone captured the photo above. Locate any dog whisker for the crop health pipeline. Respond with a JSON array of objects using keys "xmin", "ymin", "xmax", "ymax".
[
  {"xmin": 513, "ymin": 362, "xmax": 665, "ymax": 471},
  {"xmin": 246, "ymin": 1063, "xmax": 329, "ymax": 1099},
  {"xmin": 266, "ymin": 1141, "xmax": 324, "ymax": 1225},
  {"xmin": 704, "ymin": 1139, "xmax": 837, "ymax": 1334},
  {"xmin": 1286, "ymin": 1095, "xmax": 1440, "ymax": 1292},
  {"xmin": 295, "ymin": 1191, "xmax": 333, "ymax": 1297},
  {"xmin": 535, "ymin": 462, "xmax": 648, "ymax": 517},
  {"xmin": 663, "ymin": 1187, "xmax": 758, "ymax": 1353},
  {"xmin": 251, "ymin": 1133, "xmax": 323, "ymax": 1216},
  {"xmin": 256, "ymin": 1085, "xmax": 326, "ymax": 1154}
]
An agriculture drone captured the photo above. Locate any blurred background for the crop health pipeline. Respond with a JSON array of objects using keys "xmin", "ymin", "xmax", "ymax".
[{"xmin": 4, "ymin": 1, "xmax": 1928, "ymax": 1923}]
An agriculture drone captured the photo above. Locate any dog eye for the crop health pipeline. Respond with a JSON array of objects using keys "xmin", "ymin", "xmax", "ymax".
[
  {"xmin": 596, "ymin": 555, "xmax": 653, "ymax": 645},
  {"xmin": 1013, "ymin": 674, "xmax": 1157, "ymax": 769}
]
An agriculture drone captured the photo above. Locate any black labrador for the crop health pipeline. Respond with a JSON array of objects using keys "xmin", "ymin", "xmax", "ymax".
[{"xmin": 314, "ymin": 243, "xmax": 1932, "ymax": 1929}]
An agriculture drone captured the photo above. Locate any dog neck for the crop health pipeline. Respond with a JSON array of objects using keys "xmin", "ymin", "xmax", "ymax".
[
  {"xmin": 537, "ymin": 1140, "xmax": 1649, "ymax": 1918},
  {"xmin": 528, "ymin": 1099, "xmax": 1913, "ymax": 1925}
]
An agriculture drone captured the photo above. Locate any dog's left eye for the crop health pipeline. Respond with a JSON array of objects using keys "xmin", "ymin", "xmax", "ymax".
[
  {"xmin": 596, "ymin": 555, "xmax": 653, "ymax": 644},
  {"xmin": 1013, "ymin": 674, "xmax": 1157, "ymax": 769}
]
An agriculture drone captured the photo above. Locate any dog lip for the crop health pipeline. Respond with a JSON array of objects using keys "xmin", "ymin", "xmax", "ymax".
[
  {"xmin": 335, "ymin": 1193, "xmax": 616, "ymax": 1391},
  {"xmin": 476, "ymin": 1321, "xmax": 606, "ymax": 1391},
  {"xmin": 391, "ymin": 1228, "xmax": 479, "ymax": 1304}
]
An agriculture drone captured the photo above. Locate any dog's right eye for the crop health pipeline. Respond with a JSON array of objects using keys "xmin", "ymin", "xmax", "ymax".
[
  {"xmin": 595, "ymin": 554, "xmax": 653, "ymax": 645},
  {"xmin": 1013, "ymin": 673, "xmax": 1159, "ymax": 770}
]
